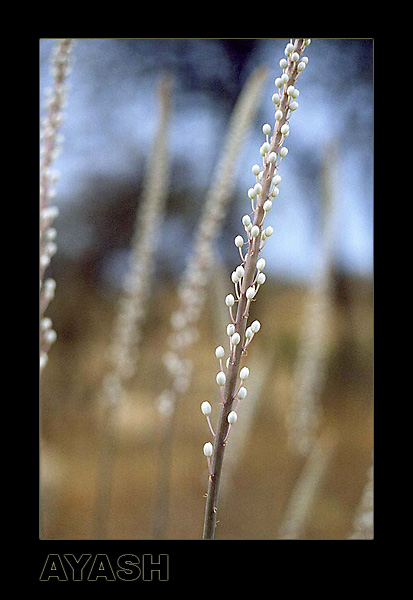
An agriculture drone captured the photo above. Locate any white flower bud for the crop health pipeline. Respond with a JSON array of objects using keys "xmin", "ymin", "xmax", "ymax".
[
  {"xmin": 272, "ymin": 93, "xmax": 280, "ymax": 104},
  {"xmin": 235, "ymin": 235, "xmax": 244, "ymax": 248},
  {"xmin": 273, "ymin": 174, "xmax": 281, "ymax": 185},
  {"xmin": 292, "ymin": 88, "xmax": 300, "ymax": 99},
  {"xmin": 281, "ymin": 73, "xmax": 289, "ymax": 84},
  {"xmin": 40, "ymin": 255, "xmax": 51, "ymax": 268},
  {"xmin": 40, "ymin": 352, "xmax": 48, "ymax": 370},
  {"xmin": 231, "ymin": 271, "xmax": 239, "ymax": 283},
  {"xmin": 215, "ymin": 346, "xmax": 225, "ymax": 358},
  {"xmin": 227, "ymin": 323, "xmax": 236, "ymax": 336},
  {"xmin": 251, "ymin": 320, "xmax": 261, "ymax": 333},
  {"xmin": 203, "ymin": 442, "xmax": 213, "ymax": 457},
  {"xmin": 257, "ymin": 272, "xmax": 266, "ymax": 285},
  {"xmin": 263, "ymin": 199, "xmax": 273, "ymax": 212},
  {"xmin": 246, "ymin": 286, "xmax": 256, "ymax": 299},
  {"xmin": 40, "ymin": 317, "xmax": 52, "ymax": 331},
  {"xmin": 242, "ymin": 214, "xmax": 252, "ymax": 227},
  {"xmin": 43, "ymin": 278, "xmax": 56, "ymax": 299},
  {"xmin": 280, "ymin": 147, "xmax": 288, "ymax": 157},
  {"xmin": 275, "ymin": 77, "xmax": 283, "ymax": 88},
  {"xmin": 279, "ymin": 58, "xmax": 288, "ymax": 69},
  {"xmin": 275, "ymin": 110, "xmax": 283, "ymax": 121},
  {"xmin": 240, "ymin": 367, "xmax": 250, "ymax": 380},
  {"xmin": 237, "ymin": 386, "xmax": 248, "ymax": 399},
  {"xmin": 271, "ymin": 186, "xmax": 280, "ymax": 197},
  {"xmin": 259, "ymin": 142, "xmax": 270, "ymax": 156},
  {"xmin": 45, "ymin": 228, "xmax": 57, "ymax": 241},
  {"xmin": 285, "ymin": 43, "xmax": 294, "ymax": 55},
  {"xmin": 252, "ymin": 164, "xmax": 261, "ymax": 176},
  {"xmin": 262, "ymin": 123, "xmax": 271, "ymax": 135},
  {"xmin": 225, "ymin": 294, "xmax": 235, "ymax": 307},
  {"xmin": 248, "ymin": 187, "xmax": 257, "ymax": 199},
  {"xmin": 265, "ymin": 226, "xmax": 274, "ymax": 237},
  {"xmin": 287, "ymin": 85, "xmax": 295, "ymax": 96},
  {"xmin": 245, "ymin": 327, "xmax": 253, "ymax": 339},
  {"xmin": 254, "ymin": 184, "xmax": 262, "ymax": 197},
  {"xmin": 236, "ymin": 265, "xmax": 245, "ymax": 278},
  {"xmin": 291, "ymin": 52, "xmax": 300, "ymax": 62},
  {"xmin": 231, "ymin": 332, "xmax": 241, "ymax": 346},
  {"xmin": 227, "ymin": 411, "xmax": 238, "ymax": 424},
  {"xmin": 256, "ymin": 258, "xmax": 266, "ymax": 271},
  {"xmin": 45, "ymin": 329, "xmax": 57, "ymax": 345},
  {"xmin": 268, "ymin": 152, "xmax": 277, "ymax": 164},
  {"xmin": 41, "ymin": 206, "xmax": 59, "ymax": 222},
  {"xmin": 45, "ymin": 242, "xmax": 57, "ymax": 257},
  {"xmin": 201, "ymin": 401, "xmax": 212, "ymax": 415},
  {"xmin": 216, "ymin": 371, "xmax": 226, "ymax": 386},
  {"xmin": 297, "ymin": 61, "xmax": 306, "ymax": 72},
  {"xmin": 250, "ymin": 225, "xmax": 260, "ymax": 238},
  {"xmin": 281, "ymin": 123, "xmax": 290, "ymax": 135}
]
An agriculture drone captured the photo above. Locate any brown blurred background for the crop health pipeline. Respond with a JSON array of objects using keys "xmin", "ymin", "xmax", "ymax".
[{"xmin": 39, "ymin": 38, "xmax": 373, "ymax": 540}]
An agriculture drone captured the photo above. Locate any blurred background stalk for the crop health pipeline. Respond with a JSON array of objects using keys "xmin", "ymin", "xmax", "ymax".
[{"xmin": 91, "ymin": 74, "xmax": 172, "ymax": 539}]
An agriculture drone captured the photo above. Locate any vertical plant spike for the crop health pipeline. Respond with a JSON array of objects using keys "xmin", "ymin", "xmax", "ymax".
[
  {"xmin": 202, "ymin": 39, "xmax": 311, "ymax": 540},
  {"xmin": 40, "ymin": 38, "xmax": 74, "ymax": 375},
  {"xmin": 278, "ymin": 427, "xmax": 338, "ymax": 539},
  {"xmin": 91, "ymin": 75, "xmax": 172, "ymax": 539},
  {"xmin": 152, "ymin": 66, "xmax": 268, "ymax": 539},
  {"xmin": 348, "ymin": 461, "xmax": 373, "ymax": 539},
  {"xmin": 107, "ymin": 73, "xmax": 172, "ymax": 385},
  {"xmin": 286, "ymin": 142, "xmax": 337, "ymax": 455}
]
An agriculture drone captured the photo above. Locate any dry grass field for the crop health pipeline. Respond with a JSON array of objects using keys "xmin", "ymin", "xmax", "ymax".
[{"xmin": 39, "ymin": 271, "xmax": 373, "ymax": 540}]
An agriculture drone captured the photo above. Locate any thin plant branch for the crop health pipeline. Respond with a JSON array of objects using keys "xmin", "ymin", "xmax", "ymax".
[{"xmin": 202, "ymin": 39, "xmax": 311, "ymax": 540}]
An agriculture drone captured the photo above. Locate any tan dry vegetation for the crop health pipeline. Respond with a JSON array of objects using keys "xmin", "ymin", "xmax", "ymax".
[{"xmin": 40, "ymin": 272, "xmax": 373, "ymax": 540}]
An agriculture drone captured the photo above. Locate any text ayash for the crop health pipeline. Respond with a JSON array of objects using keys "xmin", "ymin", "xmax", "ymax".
[{"xmin": 40, "ymin": 553, "xmax": 169, "ymax": 582}]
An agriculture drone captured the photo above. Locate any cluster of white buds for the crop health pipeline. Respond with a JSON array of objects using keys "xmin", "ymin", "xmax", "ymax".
[
  {"xmin": 40, "ymin": 39, "xmax": 74, "ymax": 375},
  {"xmin": 202, "ymin": 39, "xmax": 310, "ymax": 471},
  {"xmin": 40, "ymin": 315, "xmax": 58, "ymax": 374},
  {"xmin": 105, "ymin": 75, "xmax": 172, "ymax": 396},
  {"xmin": 40, "ymin": 39, "xmax": 74, "ymax": 214},
  {"xmin": 201, "ymin": 345, "xmax": 254, "ymax": 453}
]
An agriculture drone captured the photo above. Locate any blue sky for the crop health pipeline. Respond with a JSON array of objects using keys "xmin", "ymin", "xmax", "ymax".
[{"xmin": 40, "ymin": 39, "xmax": 373, "ymax": 284}]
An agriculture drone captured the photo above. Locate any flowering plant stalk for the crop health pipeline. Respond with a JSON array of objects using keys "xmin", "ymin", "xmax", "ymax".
[
  {"xmin": 201, "ymin": 38, "xmax": 311, "ymax": 539},
  {"xmin": 286, "ymin": 142, "xmax": 337, "ymax": 455},
  {"xmin": 91, "ymin": 74, "xmax": 172, "ymax": 539},
  {"xmin": 107, "ymin": 73, "xmax": 172, "ymax": 385},
  {"xmin": 40, "ymin": 38, "xmax": 74, "ymax": 374}
]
